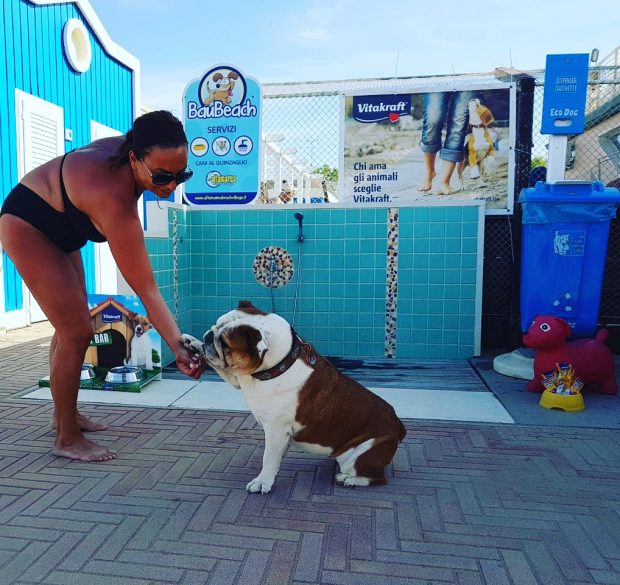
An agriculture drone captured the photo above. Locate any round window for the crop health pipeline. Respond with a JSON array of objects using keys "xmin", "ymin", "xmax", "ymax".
[{"xmin": 63, "ymin": 18, "xmax": 92, "ymax": 73}]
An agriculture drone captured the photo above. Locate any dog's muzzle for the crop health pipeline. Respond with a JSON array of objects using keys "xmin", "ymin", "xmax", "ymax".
[{"xmin": 203, "ymin": 327, "xmax": 224, "ymax": 365}]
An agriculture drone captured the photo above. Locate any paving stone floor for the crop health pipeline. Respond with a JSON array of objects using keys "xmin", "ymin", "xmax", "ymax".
[{"xmin": 1, "ymin": 322, "xmax": 620, "ymax": 585}]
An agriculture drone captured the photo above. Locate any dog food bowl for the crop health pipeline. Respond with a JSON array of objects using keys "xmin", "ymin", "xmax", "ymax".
[
  {"xmin": 104, "ymin": 366, "xmax": 145, "ymax": 384},
  {"xmin": 539, "ymin": 389, "xmax": 585, "ymax": 412},
  {"xmin": 80, "ymin": 363, "xmax": 96, "ymax": 380}
]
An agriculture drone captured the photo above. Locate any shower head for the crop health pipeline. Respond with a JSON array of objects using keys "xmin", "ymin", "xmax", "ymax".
[{"xmin": 294, "ymin": 212, "xmax": 304, "ymax": 243}]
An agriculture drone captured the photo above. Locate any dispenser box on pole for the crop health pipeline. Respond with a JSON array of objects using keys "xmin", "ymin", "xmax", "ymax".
[{"xmin": 541, "ymin": 54, "xmax": 589, "ymax": 135}]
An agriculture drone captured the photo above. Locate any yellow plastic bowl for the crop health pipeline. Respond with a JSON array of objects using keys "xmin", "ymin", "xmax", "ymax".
[{"xmin": 539, "ymin": 389, "xmax": 585, "ymax": 412}]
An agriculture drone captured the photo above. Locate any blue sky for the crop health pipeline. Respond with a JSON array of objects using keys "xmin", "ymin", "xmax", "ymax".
[{"xmin": 89, "ymin": 0, "xmax": 619, "ymax": 115}]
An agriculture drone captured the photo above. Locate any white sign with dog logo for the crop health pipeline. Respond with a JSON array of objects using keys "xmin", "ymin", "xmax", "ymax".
[{"xmin": 183, "ymin": 64, "xmax": 262, "ymax": 206}]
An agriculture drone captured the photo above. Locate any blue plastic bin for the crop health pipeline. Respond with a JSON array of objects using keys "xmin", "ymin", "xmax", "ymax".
[{"xmin": 519, "ymin": 181, "xmax": 620, "ymax": 337}]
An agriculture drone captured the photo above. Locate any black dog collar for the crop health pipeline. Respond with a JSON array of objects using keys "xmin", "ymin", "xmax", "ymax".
[{"xmin": 251, "ymin": 326, "xmax": 316, "ymax": 381}]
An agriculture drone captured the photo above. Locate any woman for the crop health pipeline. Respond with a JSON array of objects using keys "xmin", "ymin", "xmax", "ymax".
[{"xmin": 0, "ymin": 110, "xmax": 205, "ymax": 462}]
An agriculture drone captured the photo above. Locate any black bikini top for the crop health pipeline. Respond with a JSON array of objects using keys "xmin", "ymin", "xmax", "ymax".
[{"xmin": 60, "ymin": 152, "xmax": 107, "ymax": 243}]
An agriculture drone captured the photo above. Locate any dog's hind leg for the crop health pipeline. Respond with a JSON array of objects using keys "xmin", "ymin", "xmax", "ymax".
[
  {"xmin": 336, "ymin": 438, "xmax": 374, "ymax": 486},
  {"xmin": 336, "ymin": 435, "xmax": 400, "ymax": 487}
]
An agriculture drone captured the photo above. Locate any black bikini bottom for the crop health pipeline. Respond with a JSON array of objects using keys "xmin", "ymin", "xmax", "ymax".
[{"xmin": 1, "ymin": 183, "xmax": 87, "ymax": 253}]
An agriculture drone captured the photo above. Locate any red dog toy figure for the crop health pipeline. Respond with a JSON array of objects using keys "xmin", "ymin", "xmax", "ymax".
[{"xmin": 523, "ymin": 315, "xmax": 617, "ymax": 394}]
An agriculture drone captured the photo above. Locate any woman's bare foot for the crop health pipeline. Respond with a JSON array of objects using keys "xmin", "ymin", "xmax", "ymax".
[
  {"xmin": 51, "ymin": 411, "xmax": 108, "ymax": 432},
  {"xmin": 52, "ymin": 436, "xmax": 117, "ymax": 462},
  {"xmin": 438, "ymin": 182, "xmax": 457, "ymax": 195},
  {"xmin": 417, "ymin": 172, "xmax": 436, "ymax": 192}
]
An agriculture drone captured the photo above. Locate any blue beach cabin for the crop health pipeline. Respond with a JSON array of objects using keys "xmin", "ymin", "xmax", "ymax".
[{"xmin": 0, "ymin": 0, "xmax": 138, "ymax": 329}]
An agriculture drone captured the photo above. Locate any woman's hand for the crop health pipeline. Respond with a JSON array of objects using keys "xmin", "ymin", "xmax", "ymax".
[{"xmin": 175, "ymin": 346, "xmax": 205, "ymax": 380}]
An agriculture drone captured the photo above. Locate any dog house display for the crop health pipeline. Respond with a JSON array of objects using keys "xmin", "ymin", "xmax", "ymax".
[
  {"xmin": 85, "ymin": 296, "xmax": 157, "ymax": 368},
  {"xmin": 39, "ymin": 294, "xmax": 162, "ymax": 392}
]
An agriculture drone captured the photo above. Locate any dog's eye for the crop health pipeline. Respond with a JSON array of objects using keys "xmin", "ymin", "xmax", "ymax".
[{"xmin": 540, "ymin": 323, "xmax": 551, "ymax": 332}]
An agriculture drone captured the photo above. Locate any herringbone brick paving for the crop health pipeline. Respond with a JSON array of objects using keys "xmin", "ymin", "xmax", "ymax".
[{"xmin": 1, "ymin": 323, "xmax": 620, "ymax": 584}]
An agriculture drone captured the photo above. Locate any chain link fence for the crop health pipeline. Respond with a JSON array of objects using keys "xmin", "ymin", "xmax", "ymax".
[{"xmin": 260, "ymin": 53, "xmax": 620, "ymax": 350}]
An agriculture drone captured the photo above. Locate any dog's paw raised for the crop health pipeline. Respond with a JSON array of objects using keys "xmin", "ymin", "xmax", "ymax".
[
  {"xmin": 336, "ymin": 472, "xmax": 370, "ymax": 488},
  {"xmin": 246, "ymin": 476, "xmax": 274, "ymax": 494},
  {"xmin": 181, "ymin": 334, "xmax": 204, "ymax": 355}
]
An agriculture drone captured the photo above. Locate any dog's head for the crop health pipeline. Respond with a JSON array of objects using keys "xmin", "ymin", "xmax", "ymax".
[
  {"xmin": 130, "ymin": 315, "xmax": 152, "ymax": 337},
  {"xmin": 554, "ymin": 232, "xmax": 570, "ymax": 253},
  {"xmin": 208, "ymin": 71, "xmax": 238, "ymax": 98},
  {"xmin": 522, "ymin": 315, "xmax": 571, "ymax": 350},
  {"xmin": 203, "ymin": 301, "xmax": 292, "ymax": 381},
  {"xmin": 468, "ymin": 98, "xmax": 494, "ymax": 127},
  {"xmin": 213, "ymin": 71, "xmax": 238, "ymax": 89}
]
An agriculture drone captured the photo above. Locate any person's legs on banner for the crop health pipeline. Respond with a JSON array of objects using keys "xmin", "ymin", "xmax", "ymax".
[{"xmin": 418, "ymin": 92, "xmax": 449, "ymax": 192}]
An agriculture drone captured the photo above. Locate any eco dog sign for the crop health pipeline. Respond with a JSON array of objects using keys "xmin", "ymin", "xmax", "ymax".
[
  {"xmin": 541, "ymin": 54, "xmax": 589, "ymax": 135},
  {"xmin": 183, "ymin": 64, "xmax": 262, "ymax": 205}
]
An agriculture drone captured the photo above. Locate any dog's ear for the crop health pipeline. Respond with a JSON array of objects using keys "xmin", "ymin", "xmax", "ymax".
[
  {"xmin": 478, "ymin": 105, "xmax": 494, "ymax": 126},
  {"xmin": 237, "ymin": 301, "xmax": 268, "ymax": 316},
  {"xmin": 239, "ymin": 325, "xmax": 267, "ymax": 360},
  {"xmin": 228, "ymin": 71, "xmax": 239, "ymax": 80},
  {"xmin": 213, "ymin": 72, "xmax": 223, "ymax": 82}
]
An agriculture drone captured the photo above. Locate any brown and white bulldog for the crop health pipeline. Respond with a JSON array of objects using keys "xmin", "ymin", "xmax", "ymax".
[{"xmin": 182, "ymin": 301, "xmax": 406, "ymax": 494}]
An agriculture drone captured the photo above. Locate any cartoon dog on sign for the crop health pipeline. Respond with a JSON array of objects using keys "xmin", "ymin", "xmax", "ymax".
[{"xmin": 203, "ymin": 70, "xmax": 238, "ymax": 105}]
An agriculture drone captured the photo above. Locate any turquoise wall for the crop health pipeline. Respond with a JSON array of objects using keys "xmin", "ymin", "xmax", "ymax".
[{"xmin": 148, "ymin": 204, "xmax": 483, "ymax": 365}]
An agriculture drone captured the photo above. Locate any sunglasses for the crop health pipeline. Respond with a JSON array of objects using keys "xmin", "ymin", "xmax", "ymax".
[{"xmin": 139, "ymin": 158, "xmax": 193, "ymax": 186}]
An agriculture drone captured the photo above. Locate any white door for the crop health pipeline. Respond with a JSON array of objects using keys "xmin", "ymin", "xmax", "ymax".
[
  {"xmin": 90, "ymin": 120, "xmax": 124, "ymax": 295},
  {"xmin": 15, "ymin": 89, "xmax": 64, "ymax": 324}
]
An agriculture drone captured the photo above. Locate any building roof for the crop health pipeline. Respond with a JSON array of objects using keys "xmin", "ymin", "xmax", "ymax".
[
  {"xmin": 89, "ymin": 297, "xmax": 134, "ymax": 319},
  {"xmin": 262, "ymin": 70, "xmax": 529, "ymax": 98}
]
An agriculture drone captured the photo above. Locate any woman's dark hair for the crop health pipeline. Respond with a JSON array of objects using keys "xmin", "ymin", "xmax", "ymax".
[{"xmin": 108, "ymin": 110, "xmax": 187, "ymax": 168}]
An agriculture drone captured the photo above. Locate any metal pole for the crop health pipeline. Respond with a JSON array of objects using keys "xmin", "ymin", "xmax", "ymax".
[{"xmin": 546, "ymin": 135, "xmax": 567, "ymax": 183}]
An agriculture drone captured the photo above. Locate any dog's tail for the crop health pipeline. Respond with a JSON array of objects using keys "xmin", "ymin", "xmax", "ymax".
[{"xmin": 595, "ymin": 328, "xmax": 609, "ymax": 344}]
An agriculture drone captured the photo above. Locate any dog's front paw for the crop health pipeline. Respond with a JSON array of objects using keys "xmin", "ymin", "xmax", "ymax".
[
  {"xmin": 246, "ymin": 475, "xmax": 274, "ymax": 494},
  {"xmin": 181, "ymin": 334, "xmax": 204, "ymax": 356}
]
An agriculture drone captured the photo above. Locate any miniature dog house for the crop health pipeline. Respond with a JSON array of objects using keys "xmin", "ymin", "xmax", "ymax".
[{"xmin": 84, "ymin": 297, "xmax": 152, "ymax": 368}]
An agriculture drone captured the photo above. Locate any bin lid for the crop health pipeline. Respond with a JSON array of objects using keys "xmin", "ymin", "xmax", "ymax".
[{"xmin": 519, "ymin": 180, "xmax": 620, "ymax": 204}]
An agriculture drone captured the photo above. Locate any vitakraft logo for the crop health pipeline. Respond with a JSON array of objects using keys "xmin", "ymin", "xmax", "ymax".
[{"xmin": 353, "ymin": 94, "xmax": 411, "ymax": 123}]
